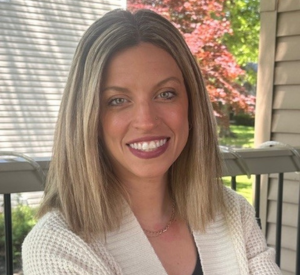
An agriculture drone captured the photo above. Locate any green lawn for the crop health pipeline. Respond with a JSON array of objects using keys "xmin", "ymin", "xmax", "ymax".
[
  {"xmin": 218, "ymin": 125, "xmax": 254, "ymax": 148},
  {"xmin": 222, "ymin": 175, "xmax": 254, "ymax": 204},
  {"xmin": 219, "ymin": 125, "xmax": 255, "ymax": 204}
]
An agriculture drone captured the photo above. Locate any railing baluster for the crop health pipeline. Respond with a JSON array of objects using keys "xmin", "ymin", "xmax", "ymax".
[
  {"xmin": 275, "ymin": 173, "xmax": 284, "ymax": 267},
  {"xmin": 231, "ymin": 176, "xmax": 236, "ymax": 191},
  {"xmin": 296, "ymin": 183, "xmax": 300, "ymax": 275},
  {"xmin": 4, "ymin": 194, "xmax": 13, "ymax": 275},
  {"xmin": 255, "ymin": 175, "xmax": 261, "ymax": 228}
]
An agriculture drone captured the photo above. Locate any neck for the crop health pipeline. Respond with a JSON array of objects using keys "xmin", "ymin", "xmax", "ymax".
[{"xmin": 122, "ymin": 176, "xmax": 174, "ymax": 230}]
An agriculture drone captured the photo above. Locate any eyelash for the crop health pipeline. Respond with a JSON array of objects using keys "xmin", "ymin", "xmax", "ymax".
[
  {"xmin": 108, "ymin": 98, "xmax": 128, "ymax": 106},
  {"xmin": 157, "ymin": 91, "xmax": 176, "ymax": 100}
]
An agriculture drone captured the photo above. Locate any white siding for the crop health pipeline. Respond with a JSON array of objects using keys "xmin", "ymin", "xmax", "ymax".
[
  {"xmin": 256, "ymin": 1, "xmax": 300, "ymax": 274},
  {"xmin": 0, "ymin": 0, "xmax": 125, "ymax": 157}
]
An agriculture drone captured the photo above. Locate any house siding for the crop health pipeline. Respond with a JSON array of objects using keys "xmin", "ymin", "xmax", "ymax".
[
  {"xmin": 256, "ymin": 1, "xmax": 300, "ymax": 274},
  {"xmin": 0, "ymin": 0, "xmax": 125, "ymax": 158}
]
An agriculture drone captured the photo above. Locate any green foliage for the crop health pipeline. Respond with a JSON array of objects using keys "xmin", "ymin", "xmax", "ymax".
[
  {"xmin": 233, "ymin": 113, "xmax": 254, "ymax": 126},
  {"xmin": 0, "ymin": 204, "xmax": 37, "ymax": 266},
  {"xmin": 223, "ymin": 0, "xmax": 260, "ymax": 85}
]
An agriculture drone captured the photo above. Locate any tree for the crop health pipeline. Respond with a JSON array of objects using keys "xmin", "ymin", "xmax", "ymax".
[
  {"xmin": 127, "ymin": 0, "xmax": 255, "ymax": 137},
  {"xmin": 223, "ymin": 0, "xmax": 260, "ymax": 85},
  {"xmin": 127, "ymin": 0, "xmax": 254, "ymax": 136}
]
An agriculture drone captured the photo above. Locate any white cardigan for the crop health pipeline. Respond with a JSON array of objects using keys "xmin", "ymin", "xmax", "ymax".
[{"xmin": 22, "ymin": 188, "xmax": 282, "ymax": 275}]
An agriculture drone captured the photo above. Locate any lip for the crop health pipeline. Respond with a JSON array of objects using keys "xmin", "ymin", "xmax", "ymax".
[{"xmin": 126, "ymin": 136, "xmax": 170, "ymax": 159}]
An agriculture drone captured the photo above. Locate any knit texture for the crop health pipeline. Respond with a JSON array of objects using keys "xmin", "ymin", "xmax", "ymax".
[
  {"xmin": 22, "ymin": 187, "xmax": 282, "ymax": 275},
  {"xmin": 224, "ymin": 188, "xmax": 282, "ymax": 275}
]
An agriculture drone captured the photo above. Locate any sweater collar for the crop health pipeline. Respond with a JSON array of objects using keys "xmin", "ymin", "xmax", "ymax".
[
  {"xmin": 105, "ymin": 208, "xmax": 240, "ymax": 275},
  {"xmin": 105, "ymin": 207, "xmax": 167, "ymax": 275}
]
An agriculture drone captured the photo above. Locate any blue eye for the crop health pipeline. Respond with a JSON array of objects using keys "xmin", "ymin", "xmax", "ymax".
[
  {"xmin": 158, "ymin": 91, "xmax": 175, "ymax": 99},
  {"xmin": 109, "ymin": 98, "xmax": 128, "ymax": 106}
]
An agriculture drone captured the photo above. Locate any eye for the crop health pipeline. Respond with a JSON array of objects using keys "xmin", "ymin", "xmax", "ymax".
[
  {"xmin": 108, "ymin": 97, "xmax": 129, "ymax": 106},
  {"xmin": 157, "ymin": 91, "xmax": 176, "ymax": 100}
]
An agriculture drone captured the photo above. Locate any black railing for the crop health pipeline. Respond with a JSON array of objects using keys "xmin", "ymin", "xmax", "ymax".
[
  {"xmin": 1, "ymin": 146, "xmax": 300, "ymax": 275},
  {"xmin": 297, "ymin": 184, "xmax": 300, "ymax": 275},
  {"xmin": 3, "ymin": 194, "xmax": 13, "ymax": 275},
  {"xmin": 255, "ymin": 174, "xmax": 261, "ymax": 228},
  {"xmin": 276, "ymin": 172, "xmax": 284, "ymax": 266}
]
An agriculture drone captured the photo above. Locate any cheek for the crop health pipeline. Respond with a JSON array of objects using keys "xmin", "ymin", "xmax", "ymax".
[
  {"xmin": 100, "ymin": 112, "xmax": 130, "ymax": 153},
  {"xmin": 101, "ymin": 113, "xmax": 122, "ymax": 138},
  {"xmin": 99, "ymin": 115, "xmax": 122, "ymax": 161},
  {"xmin": 177, "ymin": 104, "xmax": 189, "ymax": 143},
  {"xmin": 169, "ymin": 102, "xmax": 189, "ymax": 126},
  {"xmin": 165, "ymin": 106, "xmax": 189, "ymax": 138},
  {"xmin": 100, "ymin": 113, "xmax": 116, "ymax": 148}
]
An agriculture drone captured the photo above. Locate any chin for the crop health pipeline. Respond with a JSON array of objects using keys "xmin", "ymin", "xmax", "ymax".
[{"xmin": 129, "ymin": 168, "xmax": 169, "ymax": 181}]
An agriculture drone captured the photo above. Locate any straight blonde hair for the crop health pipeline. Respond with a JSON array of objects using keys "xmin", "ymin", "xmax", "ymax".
[{"xmin": 38, "ymin": 9, "xmax": 225, "ymax": 240}]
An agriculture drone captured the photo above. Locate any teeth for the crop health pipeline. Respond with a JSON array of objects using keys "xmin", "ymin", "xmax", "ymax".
[
  {"xmin": 129, "ymin": 139, "xmax": 167, "ymax": 152},
  {"xmin": 142, "ymin": 142, "xmax": 148, "ymax": 150}
]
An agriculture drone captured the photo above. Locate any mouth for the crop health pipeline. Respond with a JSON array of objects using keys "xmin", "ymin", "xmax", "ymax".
[{"xmin": 127, "ymin": 139, "xmax": 168, "ymax": 152}]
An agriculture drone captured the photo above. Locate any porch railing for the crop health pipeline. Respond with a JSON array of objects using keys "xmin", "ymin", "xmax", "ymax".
[{"xmin": 1, "ymin": 146, "xmax": 300, "ymax": 275}]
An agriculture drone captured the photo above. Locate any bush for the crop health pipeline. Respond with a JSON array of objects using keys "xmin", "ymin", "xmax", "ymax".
[
  {"xmin": 0, "ymin": 204, "xmax": 37, "ymax": 268},
  {"xmin": 233, "ymin": 113, "xmax": 255, "ymax": 126}
]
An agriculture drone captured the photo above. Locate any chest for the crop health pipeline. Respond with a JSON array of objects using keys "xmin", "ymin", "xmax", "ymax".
[{"xmin": 102, "ymin": 213, "xmax": 243, "ymax": 275}]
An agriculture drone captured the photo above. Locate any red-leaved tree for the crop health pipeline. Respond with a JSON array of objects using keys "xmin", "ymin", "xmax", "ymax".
[{"xmin": 127, "ymin": 0, "xmax": 255, "ymax": 137}]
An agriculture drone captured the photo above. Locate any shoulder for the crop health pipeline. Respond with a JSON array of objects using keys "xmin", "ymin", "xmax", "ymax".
[
  {"xmin": 22, "ymin": 211, "xmax": 118, "ymax": 275},
  {"xmin": 222, "ymin": 186, "xmax": 257, "ymax": 243},
  {"xmin": 223, "ymin": 186, "xmax": 255, "ymax": 219},
  {"xmin": 23, "ymin": 211, "xmax": 79, "ymax": 253},
  {"xmin": 223, "ymin": 185, "xmax": 250, "ymax": 206}
]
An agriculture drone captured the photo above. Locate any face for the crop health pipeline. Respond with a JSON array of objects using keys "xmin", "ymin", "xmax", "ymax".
[{"xmin": 100, "ymin": 43, "xmax": 189, "ymax": 183}]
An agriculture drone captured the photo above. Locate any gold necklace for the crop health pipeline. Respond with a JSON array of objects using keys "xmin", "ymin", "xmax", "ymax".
[{"xmin": 142, "ymin": 202, "xmax": 176, "ymax": 238}]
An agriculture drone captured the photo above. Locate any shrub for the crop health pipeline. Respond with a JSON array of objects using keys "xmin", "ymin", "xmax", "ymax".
[
  {"xmin": 233, "ymin": 113, "xmax": 255, "ymax": 126},
  {"xmin": 0, "ymin": 204, "xmax": 37, "ymax": 267}
]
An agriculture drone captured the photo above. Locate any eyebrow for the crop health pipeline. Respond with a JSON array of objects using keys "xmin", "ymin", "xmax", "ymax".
[
  {"xmin": 154, "ymin": 76, "xmax": 182, "ymax": 88},
  {"xmin": 101, "ymin": 86, "xmax": 129, "ymax": 94},
  {"xmin": 101, "ymin": 76, "xmax": 182, "ymax": 94}
]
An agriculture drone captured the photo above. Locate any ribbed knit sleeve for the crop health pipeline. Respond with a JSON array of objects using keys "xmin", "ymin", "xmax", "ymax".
[
  {"xmin": 225, "ymin": 188, "xmax": 282, "ymax": 275},
  {"xmin": 22, "ymin": 212, "xmax": 122, "ymax": 275}
]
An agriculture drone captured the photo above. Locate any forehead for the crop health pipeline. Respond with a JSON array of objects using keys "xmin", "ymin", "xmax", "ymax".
[{"xmin": 102, "ymin": 43, "xmax": 184, "ymax": 87}]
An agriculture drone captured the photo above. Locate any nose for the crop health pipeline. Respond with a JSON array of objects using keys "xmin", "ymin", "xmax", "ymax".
[{"xmin": 132, "ymin": 101, "xmax": 158, "ymax": 130}]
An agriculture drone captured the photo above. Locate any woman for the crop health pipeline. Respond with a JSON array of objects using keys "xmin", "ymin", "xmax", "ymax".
[{"xmin": 22, "ymin": 9, "xmax": 281, "ymax": 275}]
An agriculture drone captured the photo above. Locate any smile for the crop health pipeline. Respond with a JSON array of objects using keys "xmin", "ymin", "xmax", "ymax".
[{"xmin": 128, "ymin": 139, "xmax": 167, "ymax": 152}]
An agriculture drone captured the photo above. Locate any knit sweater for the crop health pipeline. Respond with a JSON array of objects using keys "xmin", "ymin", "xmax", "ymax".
[{"xmin": 22, "ymin": 187, "xmax": 282, "ymax": 275}]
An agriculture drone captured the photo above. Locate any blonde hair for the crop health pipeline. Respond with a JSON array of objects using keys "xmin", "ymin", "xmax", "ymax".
[{"xmin": 39, "ymin": 9, "xmax": 225, "ymax": 240}]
